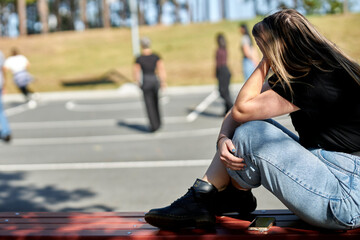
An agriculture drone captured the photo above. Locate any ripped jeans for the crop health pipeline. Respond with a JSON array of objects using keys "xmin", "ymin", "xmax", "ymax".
[{"xmin": 227, "ymin": 119, "xmax": 360, "ymax": 230}]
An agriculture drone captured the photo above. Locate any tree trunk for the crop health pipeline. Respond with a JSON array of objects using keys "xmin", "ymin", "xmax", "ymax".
[
  {"xmin": 119, "ymin": 0, "xmax": 127, "ymax": 23},
  {"xmin": 54, "ymin": 0, "xmax": 61, "ymax": 31},
  {"xmin": 157, "ymin": 0, "xmax": 163, "ymax": 24},
  {"xmin": 69, "ymin": 0, "xmax": 76, "ymax": 30},
  {"xmin": 0, "ymin": 3, "xmax": 4, "ymax": 36},
  {"xmin": 17, "ymin": 0, "xmax": 27, "ymax": 36},
  {"xmin": 102, "ymin": 0, "xmax": 110, "ymax": 28},
  {"xmin": 37, "ymin": 0, "xmax": 49, "ymax": 34},
  {"xmin": 172, "ymin": 0, "xmax": 180, "ymax": 23},
  {"xmin": 220, "ymin": 0, "xmax": 226, "ymax": 20},
  {"xmin": 79, "ymin": 0, "xmax": 88, "ymax": 28},
  {"xmin": 293, "ymin": 0, "xmax": 298, "ymax": 9},
  {"xmin": 185, "ymin": 0, "xmax": 191, "ymax": 23},
  {"xmin": 138, "ymin": 0, "xmax": 145, "ymax": 25}
]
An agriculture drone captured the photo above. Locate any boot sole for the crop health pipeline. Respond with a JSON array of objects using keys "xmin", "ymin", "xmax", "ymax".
[{"xmin": 145, "ymin": 213, "xmax": 215, "ymax": 230}]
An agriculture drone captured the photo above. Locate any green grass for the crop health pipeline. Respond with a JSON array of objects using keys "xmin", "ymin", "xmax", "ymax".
[{"xmin": 0, "ymin": 13, "xmax": 359, "ymax": 93}]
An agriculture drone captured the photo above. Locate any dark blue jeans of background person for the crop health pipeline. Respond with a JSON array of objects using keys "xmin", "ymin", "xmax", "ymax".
[
  {"xmin": 141, "ymin": 74, "xmax": 161, "ymax": 132},
  {"xmin": 227, "ymin": 119, "xmax": 360, "ymax": 230},
  {"xmin": 216, "ymin": 66, "xmax": 233, "ymax": 114}
]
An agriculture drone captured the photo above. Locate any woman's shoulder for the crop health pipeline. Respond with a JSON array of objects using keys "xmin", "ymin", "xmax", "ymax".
[{"xmin": 151, "ymin": 53, "xmax": 161, "ymax": 59}]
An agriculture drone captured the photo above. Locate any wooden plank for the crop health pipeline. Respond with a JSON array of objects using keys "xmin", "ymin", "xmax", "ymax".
[
  {"xmin": 0, "ymin": 217, "xmax": 144, "ymax": 224},
  {"xmin": 0, "ymin": 212, "xmax": 146, "ymax": 218},
  {"xmin": 0, "ymin": 211, "xmax": 359, "ymax": 240}
]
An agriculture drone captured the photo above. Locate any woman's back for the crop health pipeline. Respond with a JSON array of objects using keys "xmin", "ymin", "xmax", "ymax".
[
  {"xmin": 136, "ymin": 54, "xmax": 160, "ymax": 75},
  {"xmin": 269, "ymin": 67, "xmax": 360, "ymax": 153}
]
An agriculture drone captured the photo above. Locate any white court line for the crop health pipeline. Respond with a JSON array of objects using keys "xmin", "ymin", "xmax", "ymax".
[
  {"xmin": 10, "ymin": 116, "xmax": 187, "ymax": 130},
  {"xmin": 11, "ymin": 127, "xmax": 219, "ymax": 146},
  {"xmin": 186, "ymin": 90, "xmax": 219, "ymax": 122},
  {"xmin": 0, "ymin": 159, "xmax": 211, "ymax": 172},
  {"xmin": 11, "ymin": 119, "xmax": 116, "ymax": 129},
  {"xmin": 65, "ymin": 96, "xmax": 170, "ymax": 112},
  {"xmin": 5, "ymin": 102, "xmax": 34, "ymax": 116}
]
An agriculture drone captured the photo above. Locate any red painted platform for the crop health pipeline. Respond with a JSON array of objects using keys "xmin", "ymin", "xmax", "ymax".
[{"xmin": 0, "ymin": 210, "xmax": 359, "ymax": 239}]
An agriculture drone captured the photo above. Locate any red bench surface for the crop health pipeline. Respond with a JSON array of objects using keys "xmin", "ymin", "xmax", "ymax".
[{"xmin": 0, "ymin": 210, "xmax": 359, "ymax": 239}]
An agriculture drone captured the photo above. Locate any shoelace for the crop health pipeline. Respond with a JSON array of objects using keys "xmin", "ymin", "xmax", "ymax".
[{"xmin": 170, "ymin": 188, "xmax": 195, "ymax": 207}]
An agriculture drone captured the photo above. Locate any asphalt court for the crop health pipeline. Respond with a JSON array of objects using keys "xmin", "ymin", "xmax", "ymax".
[{"xmin": 0, "ymin": 84, "xmax": 292, "ymax": 212}]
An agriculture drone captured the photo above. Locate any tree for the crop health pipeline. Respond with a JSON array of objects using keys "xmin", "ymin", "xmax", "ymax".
[
  {"xmin": 245, "ymin": 0, "xmax": 260, "ymax": 16},
  {"xmin": 293, "ymin": 0, "xmax": 299, "ymax": 9},
  {"xmin": 219, "ymin": 0, "xmax": 225, "ymax": 19},
  {"xmin": 327, "ymin": 0, "xmax": 343, "ymax": 14},
  {"xmin": 37, "ymin": 0, "xmax": 49, "ymax": 33},
  {"xmin": 54, "ymin": 0, "xmax": 61, "ymax": 30},
  {"xmin": 0, "ymin": 0, "xmax": 12, "ymax": 36},
  {"xmin": 156, "ymin": 0, "xmax": 165, "ymax": 24},
  {"xmin": 102, "ymin": 0, "xmax": 110, "ymax": 28},
  {"xmin": 170, "ymin": 0, "xmax": 180, "ymax": 23},
  {"xmin": 302, "ymin": 0, "xmax": 324, "ymax": 14},
  {"xmin": 137, "ymin": 0, "xmax": 145, "ymax": 25},
  {"xmin": 119, "ymin": 0, "xmax": 128, "ymax": 25},
  {"xmin": 79, "ymin": 0, "xmax": 88, "ymax": 29},
  {"xmin": 17, "ymin": 0, "xmax": 27, "ymax": 35}
]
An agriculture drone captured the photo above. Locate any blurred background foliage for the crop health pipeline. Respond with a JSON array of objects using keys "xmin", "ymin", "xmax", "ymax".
[{"xmin": 0, "ymin": 0, "xmax": 358, "ymax": 93}]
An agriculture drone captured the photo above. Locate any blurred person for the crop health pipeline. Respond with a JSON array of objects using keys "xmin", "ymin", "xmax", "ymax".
[
  {"xmin": 144, "ymin": 9, "xmax": 360, "ymax": 230},
  {"xmin": 4, "ymin": 47, "xmax": 37, "ymax": 108},
  {"xmin": 215, "ymin": 33, "xmax": 233, "ymax": 116},
  {"xmin": 133, "ymin": 37, "xmax": 167, "ymax": 132},
  {"xmin": 0, "ymin": 51, "xmax": 12, "ymax": 142},
  {"xmin": 239, "ymin": 23, "xmax": 258, "ymax": 82}
]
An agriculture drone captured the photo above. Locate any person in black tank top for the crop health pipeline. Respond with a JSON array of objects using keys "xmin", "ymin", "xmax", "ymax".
[
  {"xmin": 144, "ymin": 9, "xmax": 360, "ymax": 231},
  {"xmin": 134, "ymin": 37, "xmax": 166, "ymax": 132}
]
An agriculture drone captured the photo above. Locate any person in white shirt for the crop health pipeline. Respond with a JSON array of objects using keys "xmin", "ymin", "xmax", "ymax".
[
  {"xmin": 4, "ymin": 48, "xmax": 35, "ymax": 104},
  {"xmin": 0, "ymin": 51, "xmax": 12, "ymax": 142}
]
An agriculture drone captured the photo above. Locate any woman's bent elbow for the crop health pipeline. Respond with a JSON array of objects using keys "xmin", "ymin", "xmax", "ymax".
[{"xmin": 231, "ymin": 107, "xmax": 248, "ymax": 123}]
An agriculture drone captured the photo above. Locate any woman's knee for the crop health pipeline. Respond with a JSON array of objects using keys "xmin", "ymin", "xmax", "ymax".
[{"xmin": 232, "ymin": 121, "xmax": 273, "ymax": 151}]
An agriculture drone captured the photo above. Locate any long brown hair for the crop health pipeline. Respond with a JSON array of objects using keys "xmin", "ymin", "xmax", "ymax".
[{"xmin": 252, "ymin": 9, "xmax": 360, "ymax": 92}]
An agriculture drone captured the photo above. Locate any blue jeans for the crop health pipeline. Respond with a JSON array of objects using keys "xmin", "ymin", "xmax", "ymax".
[
  {"xmin": 0, "ymin": 90, "xmax": 11, "ymax": 138},
  {"xmin": 227, "ymin": 120, "xmax": 360, "ymax": 230},
  {"xmin": 242, "ymin": 57, "xmax": 256, "ymax": 82}
]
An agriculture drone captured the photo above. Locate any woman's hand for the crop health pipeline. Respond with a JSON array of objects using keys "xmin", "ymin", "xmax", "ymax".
[{"xmin": 217, "ymin": 136, "xmax": 246, "ymax": 171}]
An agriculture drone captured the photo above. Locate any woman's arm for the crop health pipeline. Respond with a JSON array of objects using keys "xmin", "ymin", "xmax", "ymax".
[
  {"xmin": 133, "ymin": 63, "xmax": 142, "ymax": 86},
  {"xmin": 156, "ymin": 59, "xmax": 167, "ymax": 89},
  {"xmin": 216, "ymin": 58, "xmax": 299, "ymax": 170},
  {"xmin": 232, "ymin": 58, "xmax": 299, "ymax": 122}
]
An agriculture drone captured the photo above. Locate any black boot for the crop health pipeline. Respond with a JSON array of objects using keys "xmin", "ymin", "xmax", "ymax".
[
  {"xmin": 214, "ymin": 182, "xmax": 257, "ymax": 215},
  {"xmin": 145, "ymin": 179, "xmax": 218, "ymax": 229}
]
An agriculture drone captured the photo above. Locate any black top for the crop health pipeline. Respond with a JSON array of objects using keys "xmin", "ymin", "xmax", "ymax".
[
  {"xmin": 135, "ymin": 53, "xmax": 160, "ymax": 75},
  {"xmin": 269, "ymin": 67, "xmax": 360, "ymax": 153}
]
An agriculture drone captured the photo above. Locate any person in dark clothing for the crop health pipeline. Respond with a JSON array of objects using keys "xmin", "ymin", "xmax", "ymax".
[
  {"xmin": 215, "ymin": 33, "xmax": 233, "ymax": 116},
  {"xmin": 144, "ymin": 9, "xmax": 360, "ymax": 230},
  {"xmin": 134, "ymin": 37, "xmax": 166, "ymax": 132}
]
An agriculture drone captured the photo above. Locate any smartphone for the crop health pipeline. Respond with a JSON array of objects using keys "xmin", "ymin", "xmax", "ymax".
[{"xmin": 248, "ymin": 217, "xmax": 275, "ymax": 231}]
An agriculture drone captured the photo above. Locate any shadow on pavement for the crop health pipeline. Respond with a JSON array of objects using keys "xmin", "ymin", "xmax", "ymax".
[
  {"xmin": 0, "ymin": 172, "xmax": 113, "ymax": 212},
  {"xmin": 117, "ymin": 120, "xmax": 151, "ymax": 133}
]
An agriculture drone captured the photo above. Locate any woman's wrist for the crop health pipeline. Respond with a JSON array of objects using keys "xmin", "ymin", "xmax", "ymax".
[{"xmin": 216, "ymin": 135, "xmax": 228, "ymax": 150}]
